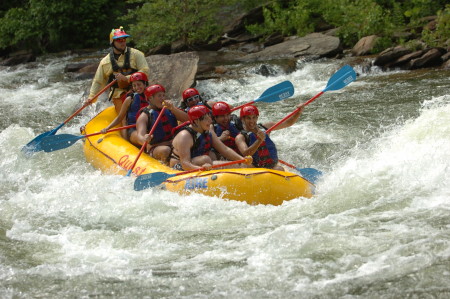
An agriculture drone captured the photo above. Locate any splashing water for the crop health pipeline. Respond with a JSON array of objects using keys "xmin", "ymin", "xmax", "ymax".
[{"xmin": 1, "ymin": 55, "xmax": 450, "ymax": 297}]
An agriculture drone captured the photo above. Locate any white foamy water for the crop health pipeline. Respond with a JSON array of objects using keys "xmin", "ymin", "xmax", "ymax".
[{"xmin": 1, "ymin": 55, "xmax": 450, "ymax": 298}]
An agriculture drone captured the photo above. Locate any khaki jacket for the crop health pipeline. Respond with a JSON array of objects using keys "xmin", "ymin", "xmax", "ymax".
[{"xmin": 88, "ymin": 47, "xmax": 150, "ymax": 101}]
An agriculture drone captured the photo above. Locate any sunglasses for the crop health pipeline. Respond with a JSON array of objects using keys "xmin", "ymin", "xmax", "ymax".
[
  {"xmin": 115, "ymin": 38, "xmax": 127, "ymax": 43},
  {"xmin": 185, "ymin": 95, "xmax": 200, "ymax": 103}
]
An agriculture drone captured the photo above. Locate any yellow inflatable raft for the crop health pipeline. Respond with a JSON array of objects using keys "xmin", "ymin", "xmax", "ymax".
[{"xmin": 83, "ymin": 106, "xmax": 314, "ymax": 205}]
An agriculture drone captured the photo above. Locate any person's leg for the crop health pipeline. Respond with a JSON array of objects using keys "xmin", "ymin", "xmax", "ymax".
[
  {"xmin": 129, "ymin": 129, "xmax": 140, "ymax": 145},
  {"xmin": 151, "ymin": 145, "xmax": 172, "ymax": 164},
  {"xmin": 212, "ymin": 160, "xmax": 251, "ymax": 169},
  {"xmin": 191, "ymin": 155, "xmax": 212, "ymax": 167},
  {"xmin": 112, "ymin": 97, "xmax": 123, "ymax": 115}
]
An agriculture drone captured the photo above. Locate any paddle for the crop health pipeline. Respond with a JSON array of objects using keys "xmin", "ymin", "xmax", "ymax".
[
  {"xmin": 266, "ymin": 65, "xmax": 356, "ymax": 134},
  {"xmin": 134, "ymin": 158, "xmax": 247, "ymax": 191},
  {"xmin": 126, "ymin": 107, "xmax": 166, "ymax": 176},
  {"xmin": 22, "ymin": 79, "xmax": 117, "ymax": 153},
  {"xmin": 230, "ymin": 80, "xmax": 294, "ymax": 112},
  {"xmin": 40, "ymin": 124, "xmax": 136, "ymax": 152},
  {"xmin": 278, "ymin": 159, "xmax": 322, "ymax": 184}
]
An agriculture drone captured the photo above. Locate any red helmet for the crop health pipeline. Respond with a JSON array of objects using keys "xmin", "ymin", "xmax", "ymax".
[
  {"xmin": 188, "ymin": 105, "xmax": 210, "ymax": 123},
  {"xmin": 109, "ymin": 26, "xmax": 130, "ymax": 44},
  {"xmin": 130, "ymin": 72, "xmax": 148, "ymax": 83},
  {"xmin": 240, "ymin": 105, "xmax": 259, "ymax": 118},
  {"xmin": 145, "ymin": 84, "xmax": 165, "ymax": 98},
  {"xmin": 182, "ymin": 88, "xmax": 200, "ymax": 101},
  {"xmin": 212, "ymin": 101, "xmax": 231, "ymax": 116}
]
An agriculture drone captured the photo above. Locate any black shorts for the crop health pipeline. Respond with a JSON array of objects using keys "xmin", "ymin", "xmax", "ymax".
[{"xmin": 127, "ymin": 128, "xmax": 137, "ymax": 139}]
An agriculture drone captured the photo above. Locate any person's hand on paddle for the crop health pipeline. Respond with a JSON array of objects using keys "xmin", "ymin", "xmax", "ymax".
[
  {"xmin": 144, "ymin": 133, "xmax": 153, "ymax": 143},
  {"xmin": 244, "ymin": 156, "xmax": 253, "ymax": 165},
  {"xmin": 296, "ymin": 103, "xmax": 305, "ymax": 113},
  {"xmin": 114, "ymin": 73, "xmax": 129, "ymax": 89},
  {"xmin": 82, "ymin": 97, "xmax": 93, "ymax": 106},
  {"xmin": 100, "ymin": 127, "xmax": 108, "ymax": 134},
  {"xmin": 201, "ymin": 163, "xmax": 212, "ymax": 171}
]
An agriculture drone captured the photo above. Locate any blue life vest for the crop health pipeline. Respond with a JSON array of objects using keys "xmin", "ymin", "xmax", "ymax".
[
  {"xmin": 183, "ymin": 126, "xmax": 212, "ymax": 158},
  {"xmin": 126, "ymin": 92, "xmax": 148, "ymax": 125},
  {"xmin": 241, "ymin": 124, "xmax": 278, "ymax": 168},
  {"xmin": 213, "ymin": 115, "xmax": 242, "ymax": 153},
  {"xmin": 143, "ymin": 107, "xmax": 178, "ymax": 145}
]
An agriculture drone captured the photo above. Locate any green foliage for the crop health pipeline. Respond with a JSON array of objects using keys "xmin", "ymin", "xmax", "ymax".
[
  {"xmin": 371, "ymin": 36, "xmax": 394, "ymax": 54},
  {"xmin": 322, "ymin": 0, "xmax": 396, "ymax": 46},
  {"xmin": 245, "ymin": 0, "xmax": 447, "ymax": 48},
  {"xmin": 245, "ymin": 0, "xmax": 395, "ymax": 47},
  {"xmin": 421, "ymin": 5, "xmax": 450, "ymax": 47},
  {"xmin": 122, "ymin": 0, "xmax": 235, "ymax": 52},
  {"xmin": 0, "ymin": 0, "xmax": 125, "ymax": 53},
  {"xmin": 247, "ymin": 2, "xmax": 313, "ymax": 37},
  {"xmin": 403, "ymin": 0, "xmax": 436, "ymax": 22},
  {"xmin": 402, "ymin": 39, "xmax": 426, "ymax": 51},
  {"xmin": 1, "ymin": 0, "xmax": 449, "ymax": 55}
]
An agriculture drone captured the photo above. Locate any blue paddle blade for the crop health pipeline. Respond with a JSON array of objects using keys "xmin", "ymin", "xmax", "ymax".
[
  {"xmin": 323, "ymin": 65, "xmax": 356, "ymax": 92},
  {"xmin": 21, "ymin": 122, "xmax": 65, "ymax": 154},
  {"xmin": 255, "ymin": 80, "xmax": 294, "ymax": 103},
  {"xmin": 40, "ymin": 133, "xmax": 84, "ymax": 152},
  {"xmin": 297, "ymin": 168, "xmax": 323, "ymax": 184},
  {"xmin": 134, "ymin": 172, "xmax": 176, "ymax": 191}
]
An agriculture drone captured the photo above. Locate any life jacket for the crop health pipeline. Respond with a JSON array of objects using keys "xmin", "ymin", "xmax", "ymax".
[
  {"xmin": 182, "ymin": 126, "xmax": 212, "ymax": 158},
  {"xmin": 240, "ymin": 124, "xmax": 278, "ymax": 168},
  {"xmin": 213, "ymin": 114, "xmax": 243, "ymax": 152},
  {"xmin": 143, "ymin": 107, "xmax": 178, "ymax": 145},
  {"xmin": 126, "ymin": 92, "xmax": 148, "ymax": 125},
  {"xmin": 107, "ymin": 48, "xmax": 138, "ymax": 88}
]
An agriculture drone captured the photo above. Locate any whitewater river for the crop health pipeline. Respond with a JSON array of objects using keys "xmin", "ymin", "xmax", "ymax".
[{"xmin": 1, "ymin": 52, "xmax": 449, "ymax": 298}]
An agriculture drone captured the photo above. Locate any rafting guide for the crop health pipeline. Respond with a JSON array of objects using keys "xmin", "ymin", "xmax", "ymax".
[{"xmin": 86, "ymin": 27, "xmax": 150, "ymax": 114}]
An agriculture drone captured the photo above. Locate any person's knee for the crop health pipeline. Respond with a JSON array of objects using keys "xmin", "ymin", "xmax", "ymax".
[
  {"xmin": 192, "ymin": 155, "xmax": 212, "ymax": 166},
  {"xmin": 129, "ymin": 132, "xmax": 140, "ymax": 146},
  {"xmin": 153, "ymin": 146, "xmax": 171, "ymax": 160},
  {"xmin": 112, "ymin": 98, "xmax": 123, "ymax": 114}
]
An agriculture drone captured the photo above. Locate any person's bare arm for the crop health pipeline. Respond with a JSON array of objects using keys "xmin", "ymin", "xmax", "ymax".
[
  {"xmin": 164, "ymin": 100, "xmax": 189, "ymax": 122},
  {"xmin": 172, "ymin": 131, "xmax": 201, "ymax": 171},
  {"xmin": 135, "ymin": 112, "xmax": 150, "ymax": 146},
  {"xmin": 212, "ymin": 131, "xmax": 244, "ymax": 161},
  {"xmin": 101, "ymin": 97, "xmax": 132, "ymax": 133},
  {"xmin": 264, "ymin": 103, "xmax": 305, "ymax": 131},
  {"xmin": 235, "ymin": 131, "xmax": 264, "ymax": 157}
]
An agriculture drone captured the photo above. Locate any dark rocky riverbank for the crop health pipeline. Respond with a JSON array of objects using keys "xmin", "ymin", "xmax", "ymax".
[{"xmin": 1, "ymin": 7, "xmax": 448, "ymax": 100}]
